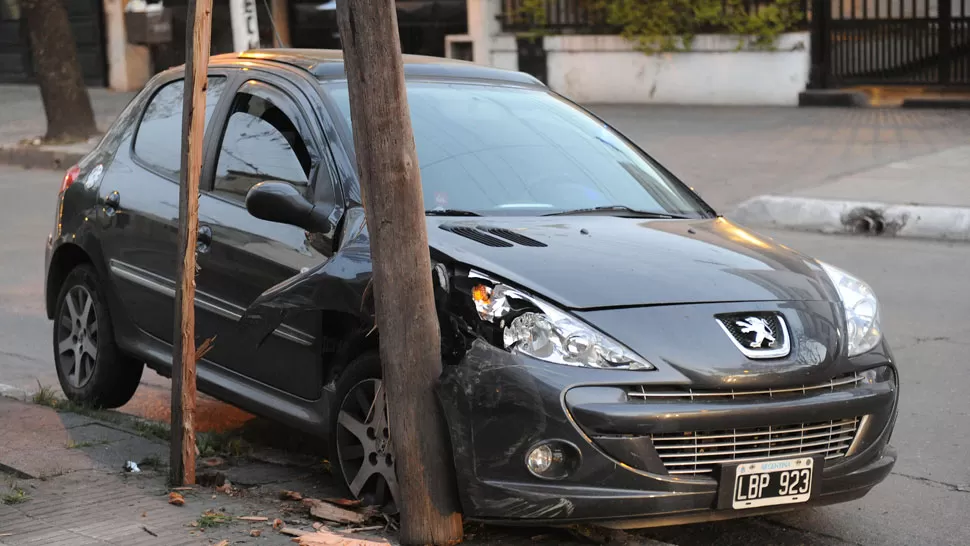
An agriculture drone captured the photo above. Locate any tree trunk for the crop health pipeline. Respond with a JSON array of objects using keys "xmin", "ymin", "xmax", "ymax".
[
  {"xmin": 20, "ymin": 0, "xmax": 97, "ymax": 143},
  {"xmin": 335, "ymin": 1, "xmax": 464, "ymax": 545},
  {"xmin": 270, "ymin": 0, "xmax": 291, "ymax": 47},
  {"xmin": 170, "ymin": 0, "xmax": 214, "ymax": 486}
]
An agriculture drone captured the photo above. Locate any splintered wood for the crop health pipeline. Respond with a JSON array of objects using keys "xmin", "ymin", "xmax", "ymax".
[
  {"xmin": 303, "ymin": 498, "xmax": 369, "ymax": 524},
  {"xmin": 293, "ymin": 528, "xmax": 391, "ymax": 546}
]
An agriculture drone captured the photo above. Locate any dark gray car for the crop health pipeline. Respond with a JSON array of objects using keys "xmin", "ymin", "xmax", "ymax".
[{"xmin": 44, "ymin": 49, "xmax": 897, "ymax": 527}]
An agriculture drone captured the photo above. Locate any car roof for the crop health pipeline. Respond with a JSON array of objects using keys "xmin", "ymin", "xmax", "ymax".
[{"xmin": 206, "ymin": 48, "xmax": 544, "ymax": 87}]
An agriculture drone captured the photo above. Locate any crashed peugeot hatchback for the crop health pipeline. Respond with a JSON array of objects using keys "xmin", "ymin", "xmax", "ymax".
[{"xmin": 44, "ymin": 50, "xmax": 897, "ymax": 528}]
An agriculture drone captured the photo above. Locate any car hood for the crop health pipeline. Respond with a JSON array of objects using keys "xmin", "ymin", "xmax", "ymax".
[{"xmin": 427, "ymin": 216, "xmax": 837, "ymax": 309}]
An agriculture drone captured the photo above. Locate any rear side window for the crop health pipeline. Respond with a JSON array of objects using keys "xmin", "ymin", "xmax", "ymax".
[{"xmin": 133, "ymin": 76, "xmax": 227, "ymax": 177}]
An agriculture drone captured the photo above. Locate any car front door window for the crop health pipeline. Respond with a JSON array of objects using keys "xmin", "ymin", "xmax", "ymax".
[{"xmin": 212, "ymin": 88, "xmax": 312, "ymax": 203}]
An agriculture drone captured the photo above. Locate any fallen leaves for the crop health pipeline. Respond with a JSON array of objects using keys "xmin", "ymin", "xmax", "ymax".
[{"xmin": 167, "ymin": 492, "xmax": 185, "ymax": 506}]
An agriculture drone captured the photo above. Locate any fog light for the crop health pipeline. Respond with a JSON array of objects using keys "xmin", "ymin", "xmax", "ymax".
[
  {"xmin": 524, "ymin": 440, "xmax": 581, "ymax": 480},
  {"xmin": 527, "ymin": 445, "xmax": 554, "ymax": 475}
]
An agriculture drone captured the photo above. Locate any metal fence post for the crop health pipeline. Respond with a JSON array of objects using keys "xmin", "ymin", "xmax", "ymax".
[{"xmin": 808, "ymin": 0, "xmax": 830, "ymax": 89}]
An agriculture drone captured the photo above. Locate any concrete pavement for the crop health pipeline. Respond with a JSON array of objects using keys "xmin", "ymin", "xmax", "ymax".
[
  {"xmin": 732, "ymin": 144, "xmax": 970, "ymax": 241},
  {"xmin": 0, "ymin": 85, "xmax": 136, "ymax": 170}
]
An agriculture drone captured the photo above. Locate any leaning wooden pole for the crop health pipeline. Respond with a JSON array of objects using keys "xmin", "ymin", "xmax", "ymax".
[
  {"xmin": 170, "ymin": 0, "xmax": 213, "ymax": 486},
  {"xmin": 335, "ymin": 1, "xmax": 464, "ymax": 544}
]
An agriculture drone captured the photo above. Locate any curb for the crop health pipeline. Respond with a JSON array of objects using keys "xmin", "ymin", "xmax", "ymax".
[
  {"xmin": 731, "ymin": 195, "xmax": 970, "ymax": 242},
  {"xmin": 901, "ymin": 97, "xmax": 970, "ymax": 110},
  {"xmin": 0, "ymin": 145, "xmax": 86, "ymax": 171},
  {"xmin": 798, "ymin": 90, "xmax": 870, "ymax": 108}
]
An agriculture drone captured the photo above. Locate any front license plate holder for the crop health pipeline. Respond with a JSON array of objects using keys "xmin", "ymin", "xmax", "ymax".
[{"xmin": 716, "ymin": 456, "xmax": 824, "ymax": 510}]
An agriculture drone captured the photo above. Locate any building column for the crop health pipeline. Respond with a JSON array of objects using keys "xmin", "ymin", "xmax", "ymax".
[
  {"xmin": 103, "ymin": 0, "xmax": 152, "ymax": 91},
  {"xmin": 467, "ymin": 0, "xmax": 502, "ymax": 65}
]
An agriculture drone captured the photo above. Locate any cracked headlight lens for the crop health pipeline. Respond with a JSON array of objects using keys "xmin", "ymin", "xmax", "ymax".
[
  {"xmin": 819, "ymin": 261, "xmax": 882, "ymax": 357},
  {"xmin": 472, "ymin": 279, "xmax": 653, "ymax": 370}
]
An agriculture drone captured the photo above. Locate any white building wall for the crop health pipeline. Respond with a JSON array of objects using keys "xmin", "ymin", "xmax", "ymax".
[
  {"xmin": 455, "ymin": 1, "xmax": 813, "ymax": 105},
  {"xmin": 544, "ymin": 33, "xmax": 811, "ymax": 106}
]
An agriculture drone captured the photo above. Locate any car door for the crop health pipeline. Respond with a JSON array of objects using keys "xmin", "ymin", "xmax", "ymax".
[
  {"xmin": 97, "ymin": 71, "xmax": 232, "ymax": 344},
  {"xmin": 194, "ymin": 75, "xmax": 337, "ymax": 400}
]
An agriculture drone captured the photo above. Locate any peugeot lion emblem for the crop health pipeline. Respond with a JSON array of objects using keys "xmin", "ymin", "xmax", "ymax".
[
  {"xmin": 716, "ymin": 313, "xmax": 791, "ymax": 359},
  {"xmin": 736, "ymin": 317, "xmax": 775, "ymax": 349}
]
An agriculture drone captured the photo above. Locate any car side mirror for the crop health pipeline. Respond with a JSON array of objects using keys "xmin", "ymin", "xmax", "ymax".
[{"xmin": 245, "ymin": 181, "xmax": 332, "ymax": 233}]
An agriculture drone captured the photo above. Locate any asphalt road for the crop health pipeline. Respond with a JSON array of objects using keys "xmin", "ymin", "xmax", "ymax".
[{"xmin": 1, "ymin": 146, "xmax": 968, "ymax": 544}]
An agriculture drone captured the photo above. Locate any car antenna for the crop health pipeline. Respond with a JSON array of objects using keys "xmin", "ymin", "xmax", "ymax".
[{"xmin": 260, "ymin": 0, "xmax": 287, "ymax": 48}]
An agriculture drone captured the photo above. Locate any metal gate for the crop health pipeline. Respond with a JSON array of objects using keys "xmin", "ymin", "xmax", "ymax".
[{"xmin": 811, "ymin": 0, "xmax": 970, "ymax": 86}]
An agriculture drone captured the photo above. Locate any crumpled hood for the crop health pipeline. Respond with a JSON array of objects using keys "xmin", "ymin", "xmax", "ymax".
[{"xmin": 427, "ymin": 216, "xmax": 837, "ymax": 309}]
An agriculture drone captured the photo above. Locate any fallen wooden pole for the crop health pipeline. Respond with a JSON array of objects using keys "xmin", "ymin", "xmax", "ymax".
[{"xmin": 170, "ymin": 0, "xmax": 213, "ymax": 486}]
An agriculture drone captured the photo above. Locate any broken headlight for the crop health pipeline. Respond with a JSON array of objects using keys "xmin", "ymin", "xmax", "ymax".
[
  {"xmin": 819, "ymin": 261, "xmax": 882, "ymax": 357},
  {"xmin": 470, "ymin": 276, "xmax": 654, "ymax": 370}
]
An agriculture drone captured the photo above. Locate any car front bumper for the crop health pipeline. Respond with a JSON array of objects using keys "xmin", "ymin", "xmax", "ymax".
[{"xmin": 437, "ymin": 340, "xmax": 898, "ymax": 527}]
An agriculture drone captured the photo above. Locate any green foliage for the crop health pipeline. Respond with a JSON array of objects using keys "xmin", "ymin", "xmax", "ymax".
[
  {"xmin": 2, "ymin": 487, "xmax": 29, "ymax": 505},
  {"xmin": 195, "ymin": 510, "xmax": 232, "ymax": 529},
  {"xmin": 517, "ymin": 0, "xmax": 804, "ymax": 53}
]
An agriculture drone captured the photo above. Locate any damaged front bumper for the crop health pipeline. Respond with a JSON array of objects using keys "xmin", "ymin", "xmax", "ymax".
[{"xmin": 436, "ymin": 340, "xmax": 898, "ymax": 527}]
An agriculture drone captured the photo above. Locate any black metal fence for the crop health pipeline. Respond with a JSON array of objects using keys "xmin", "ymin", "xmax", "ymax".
[{"xmin": 498, "ymin": 0, "xmax": 810, "ymax": 34}]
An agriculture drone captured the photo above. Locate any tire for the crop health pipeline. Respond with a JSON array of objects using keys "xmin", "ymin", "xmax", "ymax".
[
  {"xmin": 329, "ymin": 352, "xmax": 399, "ymax": 513},
  {"xmin": 52, "ymin": 264, "xmax": 143, "ymax": 409}
]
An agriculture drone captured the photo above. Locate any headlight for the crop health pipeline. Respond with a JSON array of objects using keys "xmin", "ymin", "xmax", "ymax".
[
  {"xmin": 470, "ymin": 276, "xmax": 653, "ymax": 370},
  {"xmin": 819, "ymin": 262, "xmax": 882, "ymax": 357}
]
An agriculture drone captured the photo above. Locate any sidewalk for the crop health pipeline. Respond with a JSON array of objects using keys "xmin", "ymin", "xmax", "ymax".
[
  {"xmin": 731, "ymin": 145, "xmax": 970, "ymax": 242},
  {"xmin": 0, "ymin": 85, "xmax": 134, "ymax": 170},
  {"xmin": 0, "ymin": 395, "xmax": 370, "ymax": 546},
  {"xmin": 0, "ymin": 395, "xmax": 674, "ymax": 546}
]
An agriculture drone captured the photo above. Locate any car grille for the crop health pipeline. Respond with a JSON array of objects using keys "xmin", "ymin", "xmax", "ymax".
[
  {"xmin": 652, "ymin": 418, "xmax": 861, "ymax": 475},
  {"xmin": 628, "ymin": 372, "xmax": 864, "ymax": 401}
]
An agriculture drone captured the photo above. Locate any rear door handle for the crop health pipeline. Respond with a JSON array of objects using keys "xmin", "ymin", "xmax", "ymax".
[{"xmin": 197, "ymin": 225, "xmax": 212, "ymax": 253}]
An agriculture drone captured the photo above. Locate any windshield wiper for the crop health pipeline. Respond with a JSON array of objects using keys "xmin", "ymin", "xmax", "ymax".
[
  {"xmin": 425, "ymin": 209, "xmax": 481, "ymax": 217},
  {"xmin": 543, "ymin": 205, "xmax": 686, "ymax": 219}
]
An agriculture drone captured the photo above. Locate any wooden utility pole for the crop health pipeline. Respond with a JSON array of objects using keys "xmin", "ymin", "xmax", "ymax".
[
  {"xmin": 270, "ymin": 0, "xmax": 291, "ymax": 47},
  {"xmin": 335, "ymin": 1, "xmax": 463, "ymax": 545},
  {"xmin": 170, "ymin": 0, "xmax": 213, "ymax": 486}
]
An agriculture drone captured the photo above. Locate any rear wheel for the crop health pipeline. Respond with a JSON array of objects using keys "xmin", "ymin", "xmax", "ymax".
[
  {"xmin": 52, "ymin": 264, "xmax": 143, "ymax": 408},
  {"xmin": 330, "ymin": 352, "xmax": 399, "ymax": 514}
]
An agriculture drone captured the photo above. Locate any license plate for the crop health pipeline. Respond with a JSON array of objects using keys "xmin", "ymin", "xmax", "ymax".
[{"xmin": 724, "ymin": 457, "xmax": 816, "ymax": 510}]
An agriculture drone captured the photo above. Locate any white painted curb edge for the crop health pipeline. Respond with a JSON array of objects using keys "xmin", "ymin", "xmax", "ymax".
[{"xmin": 731, "ymin": 195, "xmax": 970, "ymax": 242}]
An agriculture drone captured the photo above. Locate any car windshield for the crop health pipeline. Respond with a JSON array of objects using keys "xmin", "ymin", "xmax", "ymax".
[{"xmin": 322, "ymin": 80, "xmax": 710, "ymax": 217}]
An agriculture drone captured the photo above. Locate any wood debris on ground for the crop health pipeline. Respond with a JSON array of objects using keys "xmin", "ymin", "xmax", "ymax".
[
  {"xmin": 323, "ymin": 497, "xmax": 362, "ymax": 507},
  {"xmin": 213, "ymin": 541, "xmax": 229, "ymax": 546},
  {"xmin": 273, "ymin": 518, "xmax": 285, "ymax": 530},
  {"xmin": 250, "ymin": 529, "xmax": 262, "ymax": 537},
  {"xmin": 167, "ymin": 492, "xmax": 185, "ymax": 506},
  {"xmin": 280, "ymin": 527, "xmax": 311, "ymax": 537},
  {"xmin": 337, "ymin": 525, "xmax": 384, "ymax": 534},
  {"xmin": 303, "ymin": 498, "xmax": 370, "ymax": 524},
  {"xmin": 238, "ymin": 516, "xmax": 269, "ymax": 522},
  {"xmin": 293, "ymin": 527, "xmax": 391, "ymax": 546},
  {"xmin": 280, "ymin": 489, "xmax": 304, "ymax": 501}
]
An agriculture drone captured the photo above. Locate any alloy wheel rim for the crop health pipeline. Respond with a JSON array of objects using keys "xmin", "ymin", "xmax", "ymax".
[
  {"xmin": 56, "ymin": 285, "xmax": 99, "ymax": 389},
  {"xmin": 335, "ymin": 378, "xmax": 399, "ymax": 514}
]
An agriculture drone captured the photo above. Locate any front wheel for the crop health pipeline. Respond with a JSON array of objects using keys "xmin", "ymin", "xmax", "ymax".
[
  {"xmin": 330, "ymin": 352, "xmax": 399, "ymax": 514},
  {"xmin": 52, "ymin": 264, "xmax": 143, "ymax": 408}
]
